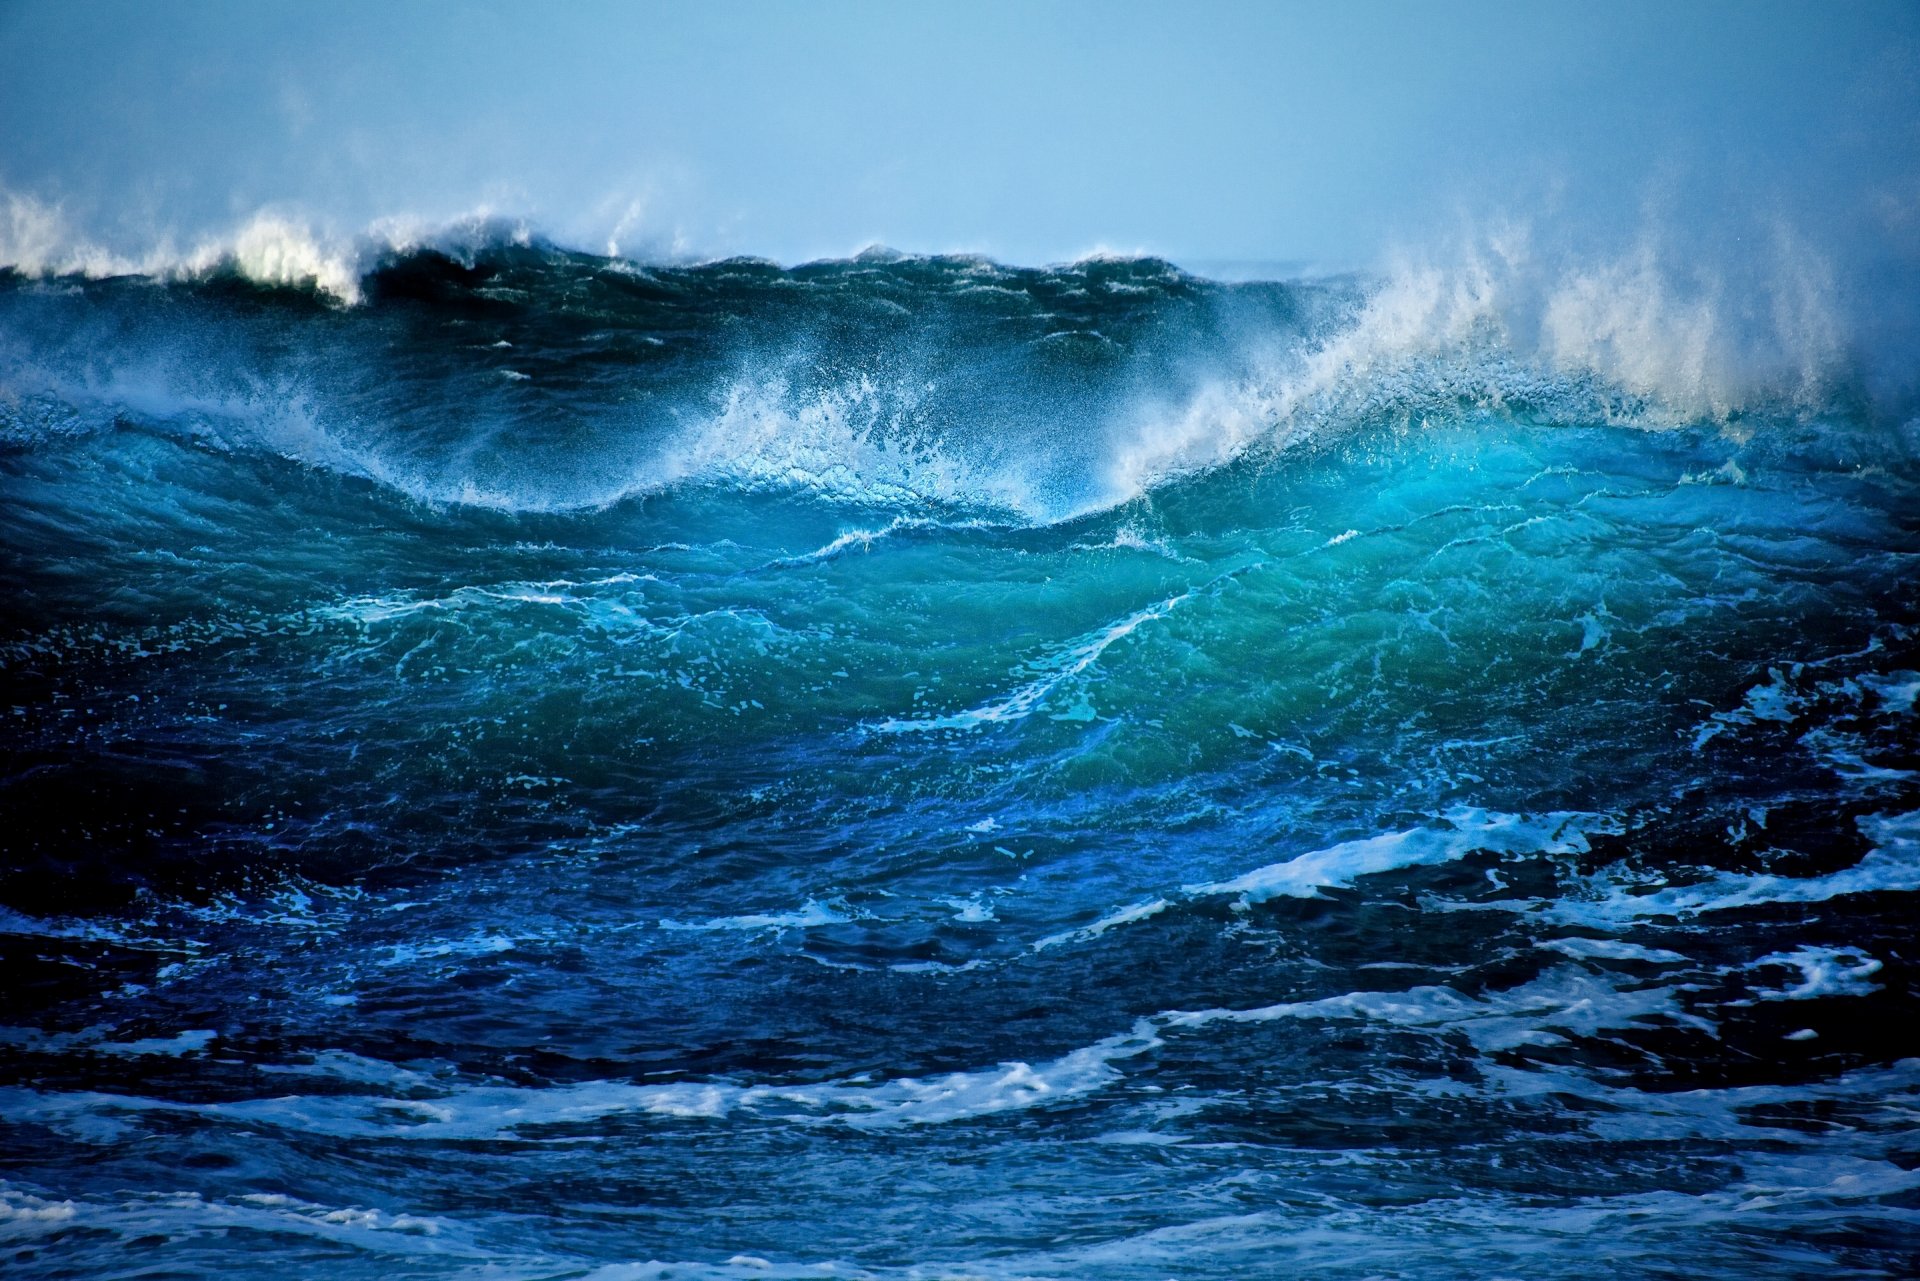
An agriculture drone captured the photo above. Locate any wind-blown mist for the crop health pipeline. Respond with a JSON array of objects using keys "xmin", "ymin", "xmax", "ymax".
[{"xmin": 3, "ymin": 5, "xmax": 1919, "ymax": 1280}]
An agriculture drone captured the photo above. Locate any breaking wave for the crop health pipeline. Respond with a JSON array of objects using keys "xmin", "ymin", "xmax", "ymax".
[{"xmin": 1, "ymin": 201, "xmax": 1904, "ymax": 528}]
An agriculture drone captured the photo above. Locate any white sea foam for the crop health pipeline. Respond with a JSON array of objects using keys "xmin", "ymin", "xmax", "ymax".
[
  {"xmin": 0, "ymin": 1019, "xmax": 1164, "ymax": 1140},
  {"xmin": 876, "ymin": 591, "xmax": 1188, "ymax": 732},
  {"xmin": 1166, "ymin": 963, "xmax": 1717, "ymax": 1053},
  {"xmin": 1495, "ymin": 810, "xmax": 1920, "ymax": 928},
  {"xmin": 762, "ymin": 515, "xmax": 1005, "ymax": 569},
  {"xmin": 0, "ymin": 1188, "xmax": 79, "ymax": 1237},
  {"xmin": 0, "ymin": 191, "xmax": 533, "ymax": 304},
  {"xmin": 0, "ymin": 1026, "xmax": 219, "ymax": 1059},
  {"xmin": 1101, "ymin": 223, "xmax": 1852, "ymax": 503},
  {"xmin": 658, "ymin": 900, "xmax": 849, "ymax": 933},
  {"xmin": 377, "ymin": 934, "xmax": 518, "ymax": 967},
  {"xmin": 1034, "ymin": 1148, "xmax": 1920, "ymax": 1277},
  {"xmin": 1033, "ymin": 899, "xmax": 1171, "ymax": 951},
  {"xmin": 1861, "ymin": 671, "xmax": 1920, "ymax": 716},
  {"xmin": 1538, "ymin": 937, "xmax": 1691, "ymax": 964},
  {"xmin": 657, "ymin": 373, "xmax": 1036, "ymax": 513},
  {"xmin": 0, "ymin": 1183, "xmax": 473, "ymax": 1257},
  {"xmin": 1186, "ymin": 808, "xmax": 1610, "ymax": 906},
  {"xmin": 1746, "ymin": 945, "xmax": 1884, "ymax": 1000},
  {"xmin": 0, "ymin": 194, "xmax": 139, "ymax": 279},
  {"xmin": 1012, "ymin": 809, "xmax": 1620, "ymax": 957},
  {"xmin": 0, "ymin": 960, "xmax": 1704, "ymax": 1148}
]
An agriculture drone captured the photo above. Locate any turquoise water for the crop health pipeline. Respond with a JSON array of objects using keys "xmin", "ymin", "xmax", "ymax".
[{"xmin": 1, "ymin": 246, "xmax": 1917, "ymax": 1278}]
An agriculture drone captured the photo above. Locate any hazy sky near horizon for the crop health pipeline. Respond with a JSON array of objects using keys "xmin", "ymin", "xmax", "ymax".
[{"xmin": 2, "ymin": 0, "xmax": 1917, "ymax": 269}]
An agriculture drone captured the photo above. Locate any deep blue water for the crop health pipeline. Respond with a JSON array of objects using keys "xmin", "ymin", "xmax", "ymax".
[{"xmin": 1, "ymin": 244, "xmax": 1917, "ymax": 1279}]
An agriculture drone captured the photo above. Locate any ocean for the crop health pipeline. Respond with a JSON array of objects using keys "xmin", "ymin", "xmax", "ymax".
[{"xmin": 1, "ymin": 232, "xmax": 1916, "ymax": 1278}]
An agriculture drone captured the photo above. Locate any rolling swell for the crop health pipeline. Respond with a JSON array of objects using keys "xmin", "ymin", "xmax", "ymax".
[{"xmin": 2, "ymin": 243, "xmax": 1919, "ymax": 1278}]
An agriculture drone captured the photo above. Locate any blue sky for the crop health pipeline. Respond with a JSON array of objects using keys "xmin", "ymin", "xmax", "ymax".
[{"xmin": 2, "ymin": 0, "xmax": 1916, "ymax": 269}]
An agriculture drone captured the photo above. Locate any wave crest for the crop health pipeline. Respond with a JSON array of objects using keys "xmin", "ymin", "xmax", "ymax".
[
  {"xmin": 0, "ymin": 192, "xmax": 538, "ymax": 303},
  {"xmin": 0, "ymin": 206, "xmax": 1889, "ymax": 525},
  {"xmin": 1104, "ymin": 224, "xmax": 1856, "ymax": 501}
]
